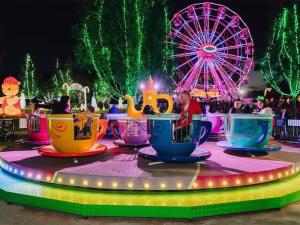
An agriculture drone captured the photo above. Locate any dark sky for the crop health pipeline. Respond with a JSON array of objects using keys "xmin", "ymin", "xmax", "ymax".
[{"xmin": 0, "ymin": 0, "xmax": 298, "ymax": 81}]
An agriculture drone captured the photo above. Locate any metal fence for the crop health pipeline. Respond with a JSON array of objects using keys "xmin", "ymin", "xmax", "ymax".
[
  {"xmin": 273, "ymin": 118, "xmax": 300, "ymax": 143},
  {"xmin": 0, "ymin": 118, "xmax": 27, "ymax": 141}
]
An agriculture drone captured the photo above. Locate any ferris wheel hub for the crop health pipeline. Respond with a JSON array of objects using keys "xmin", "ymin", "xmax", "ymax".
[{"xmin": 203, "ymin": 45, "xmax": 217, "ymax": 53}]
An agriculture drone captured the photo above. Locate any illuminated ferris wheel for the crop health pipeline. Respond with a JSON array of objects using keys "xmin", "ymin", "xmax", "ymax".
[{"xmin": 168, "ymin": 2, "xmax": 254, "ymax": 100}]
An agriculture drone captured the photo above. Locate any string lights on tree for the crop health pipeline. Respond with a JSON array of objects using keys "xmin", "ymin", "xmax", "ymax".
[
  {"xmin": 21, "ymin": 53, "xmax": 39, "ymax": 99},
  {"xmin": 52, "ymin": 59, "xmax": 73, "ymax": 96},
  {"xmin": 75, "ymin": 0, "xmax": 171, "ymax": 100},
  {"xmin": 261, "ymin": 4, "xmax": 300, "ymax": 99}
]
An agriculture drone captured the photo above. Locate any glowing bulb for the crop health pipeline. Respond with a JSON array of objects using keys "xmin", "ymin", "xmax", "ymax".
[
  {"xmin": 27, "ymin": 172, "xmax": 33, "ymax": 178},
  {"xmin": 112, "ymin": 182, "xmax": 118, "ymax": 188},
  {"xmin": 235, "ymin": 179, "xmax": 241, "ymax": 185},
  {"xmin": 248, "ymin": 178, "xmax": 253, "ymax": 184},
  {"xmin": 160, "ymin": 183, "xmax": 166, "ymax": 189},
  {"xmin": 144, "ymin": 183, "xmax": 150, "ymax": 189},
  {"xmin": 128, "ymin": 183, "xmax": 134, "ymax": 188},
  {"xmin": 176, "ymin": 183, "xmax": 183, "ymax": 189},
  {"xmin": 193, "ymin": 182, "xmax": 198, "ymax": 188},
  {"xmin": 46, "ymin": 176, "xmax": 51, "ymax": 181},
  {"xmin": 20, "ymin": 171, "xmax": 24, "ymax": 176},
  {"xmin": 208, "ymin": 181, "xmax": 213, "ymax": 187},
  {"xmin": 140, "ymin": 83, "xmax": 145, "ymax": 89},
  {"xmin": 154, "ymin": 83, "xmax": 159, "ymax": 90},
  {"xmin": 278, "ymin": 173, "xmax": 282, "ymax": 178},
  {"xmin": 13, "ymin": 169, "xmax": 18, "ymax": 174},
  {"xmin": 259, "ymin": 176, "xmax": 264, "ymax": 182},
  {"xmin": 222, "ymin": 180, "xmax": 228, "ymax": 186},
  {"xmin": 57, "ymin": 177, "xmax": 63, "ymax": 183},
  {"xmin": 83, "ymin": 180, "xmax": 88, "ymax": 186},
  {"xmin": 70, "ymin": 179, "xmax": 75, "ymax": 184},
  {"xmin": 296, "ymin": 167, "xmax": 299, "ymax": 172},
  {"xmin": 285, "ymin": 171, "xmax": 289, "ymax": 176},
  {"xmin": 269, "ymin": 175, "xmax": 274, "ymax": 180},
  {"xmin": 97, "ymin": 181, "xmax": 103, "ymax": 187},
  {"xmin": 36, "ymin": 174, "xmax": 42, "ymax": 180}
]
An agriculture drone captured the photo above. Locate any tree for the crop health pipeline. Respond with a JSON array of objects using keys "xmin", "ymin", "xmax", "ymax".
[
  {"xmin": 74, "ymin": 0, "xmax": 171, "ymax": 100},
  {"xmin": 261, "ymin": 4, "xmax": 300, "ymax": 99},
  {"xmin": 52, "ymin": 59, "xmax": 73, "ymax": 96},
  {"xmin": 21, "ymin": 53, "xmax": 39, "ymax": 99}
]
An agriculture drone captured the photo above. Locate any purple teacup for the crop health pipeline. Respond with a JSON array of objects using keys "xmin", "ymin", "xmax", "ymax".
[
  {"xmin": 110, "ymin": 118, "xmax": 148, "ymax": 145},
  {"xmin": 206, "ymin": 114, "xmax": 224, "ymax": 134}
]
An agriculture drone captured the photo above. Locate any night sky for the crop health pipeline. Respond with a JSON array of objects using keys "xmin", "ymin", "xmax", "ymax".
[{"xmin": 0, "ymin": 0, "xmax": 298, "ymax": 81}]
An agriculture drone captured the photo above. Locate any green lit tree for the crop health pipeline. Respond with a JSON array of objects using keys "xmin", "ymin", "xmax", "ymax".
[
  {"xmin": 261, "ymin": 4, "xmax": 300, "ymax": 99},
  {"xmin": 21, "ymin": 53, "xmax": 39, "ymax": 99},
  {"xmin": 74, "ymin": 0, "xmax": 171, "ymax": 99},
  {"xmin": 52, "ymin": 59, "xmax": 73, "ymax": 96}
]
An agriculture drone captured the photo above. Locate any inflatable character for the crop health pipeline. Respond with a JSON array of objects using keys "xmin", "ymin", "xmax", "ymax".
[{"xmin": 0, "ymin": 76, "xmax": 21, "ymax": 116}]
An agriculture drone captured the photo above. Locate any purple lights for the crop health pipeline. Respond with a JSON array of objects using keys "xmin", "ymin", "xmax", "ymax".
[{"xmin": 168, "ymin": 2, "xmax": 254, "ymax": 100}]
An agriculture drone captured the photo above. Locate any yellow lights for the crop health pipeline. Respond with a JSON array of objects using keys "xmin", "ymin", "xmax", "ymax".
[
  {"xmin": 176, "ymin": 183, "xmax": 183, "ymax": 189},
  {"xmin": 259, "ymin": 176, "xmax": 264, "ymax": 182},
  {"xmin": 269, "ymin": 175, "xmax": 274, "ymax": 180},
  {"xmin": 278, "ymin": 172, "xmax": 282, "ymax": 178},
  {"xmin": 112, "ymin": 182, "xmax": 118, "ymax": 188},
  {"xmin": 222, "ymin": 180, "xmax": 228, "ymax": 186},
  {"xmin": 83, "ymin": 180, "xmax": 88, "ymax": 186},
  {"xmin": 296, "ymin": 167, "xmax": 300, "ymax": 172},
  {"xmin": 46, "ymin": 176, "xmax": 51, "ymax": 181},
  {"xmin": 97, "ymin": 181, "xmax": 103, "ymax": 187},
  {"xmin": 208, "ymin": 181, "xmax": 213, "ymax": 187},
  {"xmin": 285, "ymin": 171, "xmax": 289, "ymax": 176},
  {"xmin": 235, "ymin": 179, "xmax": 241, "ymax": 185},
  {"xmin": 248, "ymin": 178, "xmax": 253, "ymax": 184},
  {"xmin": 144, "ymin": 183, "xmax": 150, "ymax": 189},
  {"xmin": 128, "ymin": 183, "xmax": 134, "ymax": 188},
  {"xmin": 192, "ymin": 182, "xmax": 198, "ymax": 188},
  {"xmin": 160, "ymin": 183, "xmax": 166, "ymax": 189},
  {"xmin": 57, "ymin": 177, "xmax": 63, "ymax": 183},
  {"xmin": 70, "ymin": 179, "xmax": 75, "ymax": 185}
]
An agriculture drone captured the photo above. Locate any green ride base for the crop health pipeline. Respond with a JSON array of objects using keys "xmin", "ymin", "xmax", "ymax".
[{"xmin": 1, "ymin": 169, "xmax": 300, "ymax": 219}]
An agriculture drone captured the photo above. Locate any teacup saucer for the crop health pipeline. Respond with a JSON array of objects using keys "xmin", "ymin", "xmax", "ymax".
[
  {"xmin": 37, "ymin": 144, "xmax": 107, "ymax": 158},
  {"xmin": 113, "ymin": 140, "xmax": 150, "ymax": 149},
  {"xmin": 138, "ymin": 147, "xmax": 211, "ymax": 163},
  {"xmin": 217, "ymin": 141, "xmax": 281, "ymax": 152},
  {"xmin": 24, "ymin": 139, "xmax": 51, "ymax": 146}
]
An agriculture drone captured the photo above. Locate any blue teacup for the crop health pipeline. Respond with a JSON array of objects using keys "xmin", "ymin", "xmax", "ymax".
[
  {"xmin": 147, "ymin": 114, "xmax": 212, "ymax": 157},
  {"xmin": 225, "ymin": 114, "xmax": 273, "ymax": 148}
]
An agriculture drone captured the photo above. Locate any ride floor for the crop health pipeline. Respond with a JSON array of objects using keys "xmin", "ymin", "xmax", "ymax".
[{"xmin": 0, "ymin": 139, "xmax": 300, "ymax": 218}]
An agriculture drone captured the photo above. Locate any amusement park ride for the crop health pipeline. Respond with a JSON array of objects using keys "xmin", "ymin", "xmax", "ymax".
[{"xmin": 0, "ymin": 2, "xmax": 300, "ymax": 220}]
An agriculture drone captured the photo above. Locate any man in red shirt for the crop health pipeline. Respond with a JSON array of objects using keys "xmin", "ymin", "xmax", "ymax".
[{"xmin": 175, "ymin": 90, "xmax": 202, "ymax": 141}]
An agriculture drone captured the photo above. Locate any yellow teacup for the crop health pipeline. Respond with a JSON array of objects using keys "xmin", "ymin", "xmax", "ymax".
[{"xmin": 47, "ymin": 114, "xmax": 107, "ymax": 154}]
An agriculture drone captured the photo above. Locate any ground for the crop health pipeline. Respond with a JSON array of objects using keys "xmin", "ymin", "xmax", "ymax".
[{"xmin": 0, "ymin": 199, "xmax": 299, "ymax": 225}]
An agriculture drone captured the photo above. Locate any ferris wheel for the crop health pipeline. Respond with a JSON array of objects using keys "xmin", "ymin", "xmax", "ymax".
[{"xmin": 168, "ymin": 2, "xmax": 254, "ymax": 100}]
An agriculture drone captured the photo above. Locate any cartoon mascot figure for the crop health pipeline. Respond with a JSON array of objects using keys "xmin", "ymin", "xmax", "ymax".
[{"xmin": 0, "ymin": 76, "xmax": 21, "ymax": 116}]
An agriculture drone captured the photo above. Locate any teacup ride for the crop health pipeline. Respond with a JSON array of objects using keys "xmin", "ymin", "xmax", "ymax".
[
  {"xmin": 110, "ymin": 118, "xmax": 150, "ymax": 150},
  {"xmin": 26, "ymin": 113, "xmax": 51, "ymax": 145},
  {"xmin": 38, "ymin": 113, "xmax": 108, "ymax": 157},
  {"xmin": 217, "ymin": 114, "xmax": 281, "ymax": 152},
  {"xmin": 139, "ymin": 114, "xmax": 212, "ymax": 163},
  {"xmin": 205, "ymin": 113, "xmax": 225, "ymax": 141}
]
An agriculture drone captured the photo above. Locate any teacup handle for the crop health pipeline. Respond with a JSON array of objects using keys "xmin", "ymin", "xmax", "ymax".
[
  {"xmin": 256, "ymin": 120, "xmax": 269, "ymax": 144},
  {"xmin": 156, "ymin": 94, "xmax": 173, "ymax": 114},
  {"xmin": 198, "ymin": 120, "xmax": 212, "ymax": 145},
  {"xmin": 96, "ymin": 119, "xmax": 108, "ymax": 141},
  {"xmin": 110, "ymin": 121, "xmax": 122, "ymax": 140}
]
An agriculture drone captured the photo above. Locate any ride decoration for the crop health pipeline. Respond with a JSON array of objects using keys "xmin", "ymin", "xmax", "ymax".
[
  {"xmin": 125, "ymin": 76, "xmax": 173, "ymax": 118},
  {"xmin": 168, "ymin": 2, "xmax": 254, "ymax": 100},
  {"xmin": 62, "ymin": 83, "xmax": 89, "ymax": 111},
  {"xmin": 0, "ymin": 76, "xmax": 22, "ymax": 116}
]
